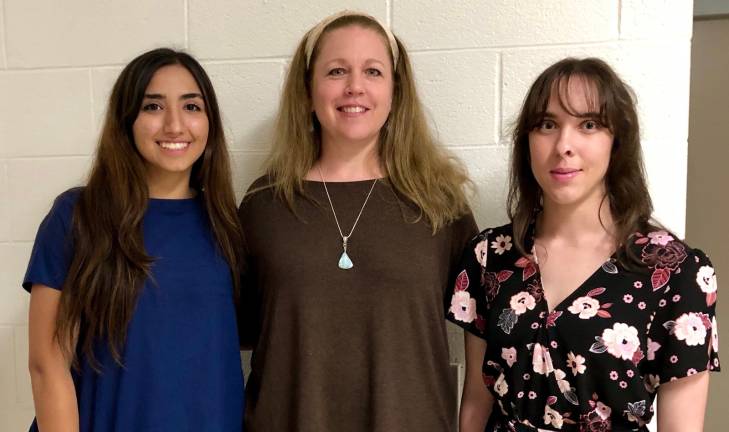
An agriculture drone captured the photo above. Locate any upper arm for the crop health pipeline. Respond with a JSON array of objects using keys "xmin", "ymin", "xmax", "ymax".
[
  {"xmin": 657, "ymin": 371, "xmax": 709, "ymax": 432},
  {"xmin": 463, "ymin": 331, "xmax": 488, "ymax": 390},
  {"xmin": 28, "ymin": 285, "xmax": 69, "ymax": 369}
]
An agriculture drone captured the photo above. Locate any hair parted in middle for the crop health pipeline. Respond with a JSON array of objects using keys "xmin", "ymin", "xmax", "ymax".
[
  {"xmin": 262, "ymin": 10, "xmax": 471, "ymax": 232},
  {"xmin": 56, "ymin": 48, "xmax": 242, "ymax": 369},
  {"xmin": 508, "ymin": 57, "xmax": 660, "ymax": 266}
]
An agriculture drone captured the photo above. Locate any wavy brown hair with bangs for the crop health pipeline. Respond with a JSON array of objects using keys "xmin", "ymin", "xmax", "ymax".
[
  {"xmin": 262, "ymin": 12, "xmax": 471, "ymax": 232},
  {"xmin": 56, "ymin": 48, "xmax": 242, "ymax": 368},
  {"xmin": 508, "ymin": 57, "xmax": 658, "ymax": 267}
]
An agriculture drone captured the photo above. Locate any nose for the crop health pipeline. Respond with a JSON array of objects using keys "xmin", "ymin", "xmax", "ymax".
[
  {"xmin": 163, "ymin": 107, "xmax": 183, "ymax": 134},
  {"xmin": 345, "ymin": 72, "xmax": 365, "ymax": 96},
  {"xmin": 555, "ymin": 128, "xmax": 574, "ymax": 157}
]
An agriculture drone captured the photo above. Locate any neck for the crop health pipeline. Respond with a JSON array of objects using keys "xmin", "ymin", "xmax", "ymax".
[
  {"xmin": 310, "ymin": 136, "xmax": 383, "ymax": 181},
  {"xmin": 538, "ymin": 195, "xmax": 615, "ymax": 246},
  {"xmin": 146, "ymin": 171, "xmax": 195, "ymax": 199}
]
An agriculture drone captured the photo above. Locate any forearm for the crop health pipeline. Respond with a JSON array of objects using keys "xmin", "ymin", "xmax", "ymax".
[
  {"xmin": 30, "ymin": 367, "xmax": 79, "ymax": 432},
  {"xmin": 459, "ymin": 396, "xmax": 493, "ymax": 432}
]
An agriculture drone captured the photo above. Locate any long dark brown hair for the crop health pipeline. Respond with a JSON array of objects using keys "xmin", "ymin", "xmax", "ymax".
[
  {"xmin": 508, "ymin": 57, "xmax": 658, "ymax": 266},
  {"xmin": 56, "ymin": 48, "xmax": 242, "ymax": 368},
  {"xmin": 264, "ymin": 12, "xmax": 471, "ymax": 232}
]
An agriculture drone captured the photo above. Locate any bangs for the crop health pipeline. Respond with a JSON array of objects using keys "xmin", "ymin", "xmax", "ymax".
[{"xmin": 523, "ymin": 70, "xmax": 613, "ymax": 131}]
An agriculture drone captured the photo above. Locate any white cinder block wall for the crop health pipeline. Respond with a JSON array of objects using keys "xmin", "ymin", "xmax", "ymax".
[{"xmin": 0, "ymin": 0, "xmax": 693, "ymax": 428}]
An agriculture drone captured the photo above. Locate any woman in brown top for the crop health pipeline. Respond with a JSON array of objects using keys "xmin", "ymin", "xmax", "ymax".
[{"xmin": 238, "ymin": 10, "xmax": 478, "ymax": 432}]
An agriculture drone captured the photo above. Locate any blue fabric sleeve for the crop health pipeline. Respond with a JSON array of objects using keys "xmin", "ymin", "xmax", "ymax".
[{"xmin": 22, "ymin": 188, "xmax": 81, "ymax": 292}]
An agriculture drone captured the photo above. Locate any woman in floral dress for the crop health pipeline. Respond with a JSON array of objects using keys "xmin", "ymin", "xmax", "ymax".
[{"xmin": 448, "ymin": 58, "xmax": 719, "ymax": 431}]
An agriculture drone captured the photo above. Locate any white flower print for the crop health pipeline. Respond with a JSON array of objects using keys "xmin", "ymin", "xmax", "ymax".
[
  {"xmin": 449, "ymin": 291, "xmax": 476, "ymax": 323},
  {"xmin": 474, "ymin": 239, "xmax": 489, "ymax": 268},
  {"xmin": 554, "ymin": 369, "xmax": 571, "ymax": 393},
  {"xmin": 601, "ymin": 323, "xmax": 641, "ymax": 360},
  {"xmin": 510, "ymin": 291, "xmax": 536, "ymax": 315},
  {"xmin": 648, "ymin": 230, "xmax": 674, "ymax": 246},
  {"xmin": 567, "ymin": 296, "xmax": 600, "ymax": 319},
  {"xmin": 501, "ymin": 347, "xmax": 517, "ymax": 367},
  {"xmin": 491, "ymin": 234, "xmax": 513, "ymax": 255},
  {"xmin": 712, "ymin": 316, "xmax": 719, "ymax": 353},
  {"xmin": 696, "ymin": 265, "xmax": 717, "ymax": 294},
  {"xmin": 566, "ymin": 352, "xmax": 586, "ymax": 375},
  {"xmin": 532, "ymin": 343, "xmax": 554, "ymax": 375},
  {"xmin": 543, "ymin": 404, "xmax": 564, "ymax": 429},
  {"xmin": 494, "ymin": 373, "xmax": 509, "ymax": 397},
  {"xmin": 647, "ymin": 338, "xmax": 661, "ymax": 361},
  {"xmin": 672, "ymin": 313, "xmax": 707, "ymax": 346}
]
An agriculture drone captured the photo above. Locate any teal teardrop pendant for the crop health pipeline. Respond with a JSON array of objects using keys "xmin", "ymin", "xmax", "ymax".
[
  {"xmin": 338, "ymin": 251, "xmax": 354, "ymax": 270},
  {"xmin": 338, "ymin": 236, "xmax": 353, "ymax": 269}
]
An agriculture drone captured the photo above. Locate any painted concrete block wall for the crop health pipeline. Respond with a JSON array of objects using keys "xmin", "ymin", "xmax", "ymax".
[{"xmin": 0, "ymin": 0, "xmax": 693, "ymax": 428}]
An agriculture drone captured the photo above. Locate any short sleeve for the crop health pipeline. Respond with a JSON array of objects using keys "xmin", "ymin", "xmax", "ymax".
[
  {"xmin": 446, "ymin": 210, "xmax": 479, "ymax": 288},
  {"xmin": 22, "ymin": 189, "xmax": 80, "ymax": 292},
  {"xmin": 644, "ymin": 247, "xmax": 720, "ymax": 384},
  {"xmin": 445, "ymin": 229, "xmax": 493, "ymax": 340}
]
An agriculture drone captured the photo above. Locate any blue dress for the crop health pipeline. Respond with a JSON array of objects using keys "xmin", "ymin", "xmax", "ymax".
[{"xmin": 23, "ymin": 188, "xmax": 244, "ymax": 431}]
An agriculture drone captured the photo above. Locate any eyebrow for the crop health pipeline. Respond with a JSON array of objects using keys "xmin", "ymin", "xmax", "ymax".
[
  {"xmin": 323, "ymin": 58, "xmax": 387, "ymax": 66},
  {"xmin": 143, "ymin": 93, "xmax": 204, "ymax": 100},
  {"xmin": 543, "ymin": 111, "xmax": 601, "ymax": 119}
]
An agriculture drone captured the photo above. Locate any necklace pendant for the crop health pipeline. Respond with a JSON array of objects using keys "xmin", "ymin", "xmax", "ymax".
[
  {"xmin": 338, "ymin": 251, "xmax": 354, "ymax": 269},
  {"xmin": 338, "ymin": 236, "xmax": 353, "ymax": 269}
]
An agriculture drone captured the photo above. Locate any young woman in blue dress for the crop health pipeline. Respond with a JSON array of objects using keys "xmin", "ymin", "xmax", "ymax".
[
  {"xmin": 25, "ymin": 48, "xmax": 245, "ymax": 431},
  {"xmin": 449, "ymin": 58, "xmax": 719, "ymax": 431}
]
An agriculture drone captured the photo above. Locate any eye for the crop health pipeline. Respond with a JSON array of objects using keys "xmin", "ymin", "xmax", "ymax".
[
  {"xmin": 328, "ymin": 67, "xmax": 346, "ymax": 76},
  {"xmin": 537, "ymin": 119, "xmax": 556, "ymax": 131},
  {"xmin": 141, "ymin": 103, "xmax": 163, "ymax": 112},
  {"xmin": 184, "ymin": 102, "xmax": 203, "ymax": 112},
  {"xmin": 581, "ymin": 119, "xmax": 601, "ymax": 131},
  {"xmin": 365, "ymin": 68, "xmax": 382, "ymax": 77}
]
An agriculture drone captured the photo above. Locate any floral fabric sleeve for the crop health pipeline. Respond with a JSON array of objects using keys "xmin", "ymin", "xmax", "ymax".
[
  {"xmin": 445, "ymin": 229, "xmax": 502, "ymax": 339},
  {"xmin": 644, "ymin": 247, "xmax": 720, "ymax": 385}
]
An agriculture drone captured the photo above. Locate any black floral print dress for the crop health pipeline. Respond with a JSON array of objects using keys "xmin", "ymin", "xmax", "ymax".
[{"xmin": 446, "ymin": 223, "xmax": 720, "ymax": 431}]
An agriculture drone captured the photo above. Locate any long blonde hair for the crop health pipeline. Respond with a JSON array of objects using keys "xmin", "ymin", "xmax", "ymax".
[{"xmin": 263, "ymin": 12, "xmax": 471, "ymax": 232}]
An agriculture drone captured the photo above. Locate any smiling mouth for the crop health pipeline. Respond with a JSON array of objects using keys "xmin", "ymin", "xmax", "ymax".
[
  {"xmin": 157, "ymin": 141, "xmax": 190, "ymax": 150},
  {"xmin": 338, "ymin": 106, "xmax": 368, "ymax": 113}
]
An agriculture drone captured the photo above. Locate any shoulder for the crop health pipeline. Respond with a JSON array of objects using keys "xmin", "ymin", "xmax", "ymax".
[
  {"xmin": 53, "ymin": 187, "xmax": 83, "ymax": 212},
  {"xmin": 239, "ymin": 176, "xmax": 275, "ymax": 207},
  {"xmin": 42, "ymin": 187, "xmax": 83, "ymax": 227},
  {"xmin": 462, "ymin": 222, "xmax": 516, "ymax": 268},
  {"xmin": 246, "ymin": 175, "xmax": 274, "ymax": 192},
  {"xmin": 631, "ymin": 230, "xmax": 715, "ymax": 293},
  {"xmin": 472, "ymin": 223, "xmax": 515, "ymax": 248},
  {"xmin": 443, "ymin": 208, "xmax": 479, "ymax": 239}
]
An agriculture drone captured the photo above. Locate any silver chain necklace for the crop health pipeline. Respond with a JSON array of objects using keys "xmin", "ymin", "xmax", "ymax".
[{"xmin": 318, "ymin": 166, "xmax": 378, "ymax": 270}]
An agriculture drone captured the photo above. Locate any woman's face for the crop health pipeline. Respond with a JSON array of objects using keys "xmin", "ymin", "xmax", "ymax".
[
  {"xmin": 310, "ymin": 24, "xmax": 394, "ymax": 149},
  {"xmin": 528, "ymin": 78, "xmax": 614, "ymax": 211},
  {"xmin": 132, "ymin": 64, "xmax": 209, "ymax": 186}
]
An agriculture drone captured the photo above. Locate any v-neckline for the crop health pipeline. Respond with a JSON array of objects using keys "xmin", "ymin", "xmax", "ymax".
[
  {"xmin": 536, "ymin": 255, "xmax": 617, "ymax": 314},
  {"xmin": 526, "ymin": 222, "xmax": 618, "ymax": 314}
]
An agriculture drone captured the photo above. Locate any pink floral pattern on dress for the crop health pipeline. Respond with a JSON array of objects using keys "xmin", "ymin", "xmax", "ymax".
[
  {"xmin": 445, "ymin": 224, "xmax": 720, "ymax": 431},
  {"xmin": 600, "ymin": 323, "xmax": 641, "ymax": 360},
  {"xmin": 449, "ymin": 291, "xmax": 476, "ymax": 323}
]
